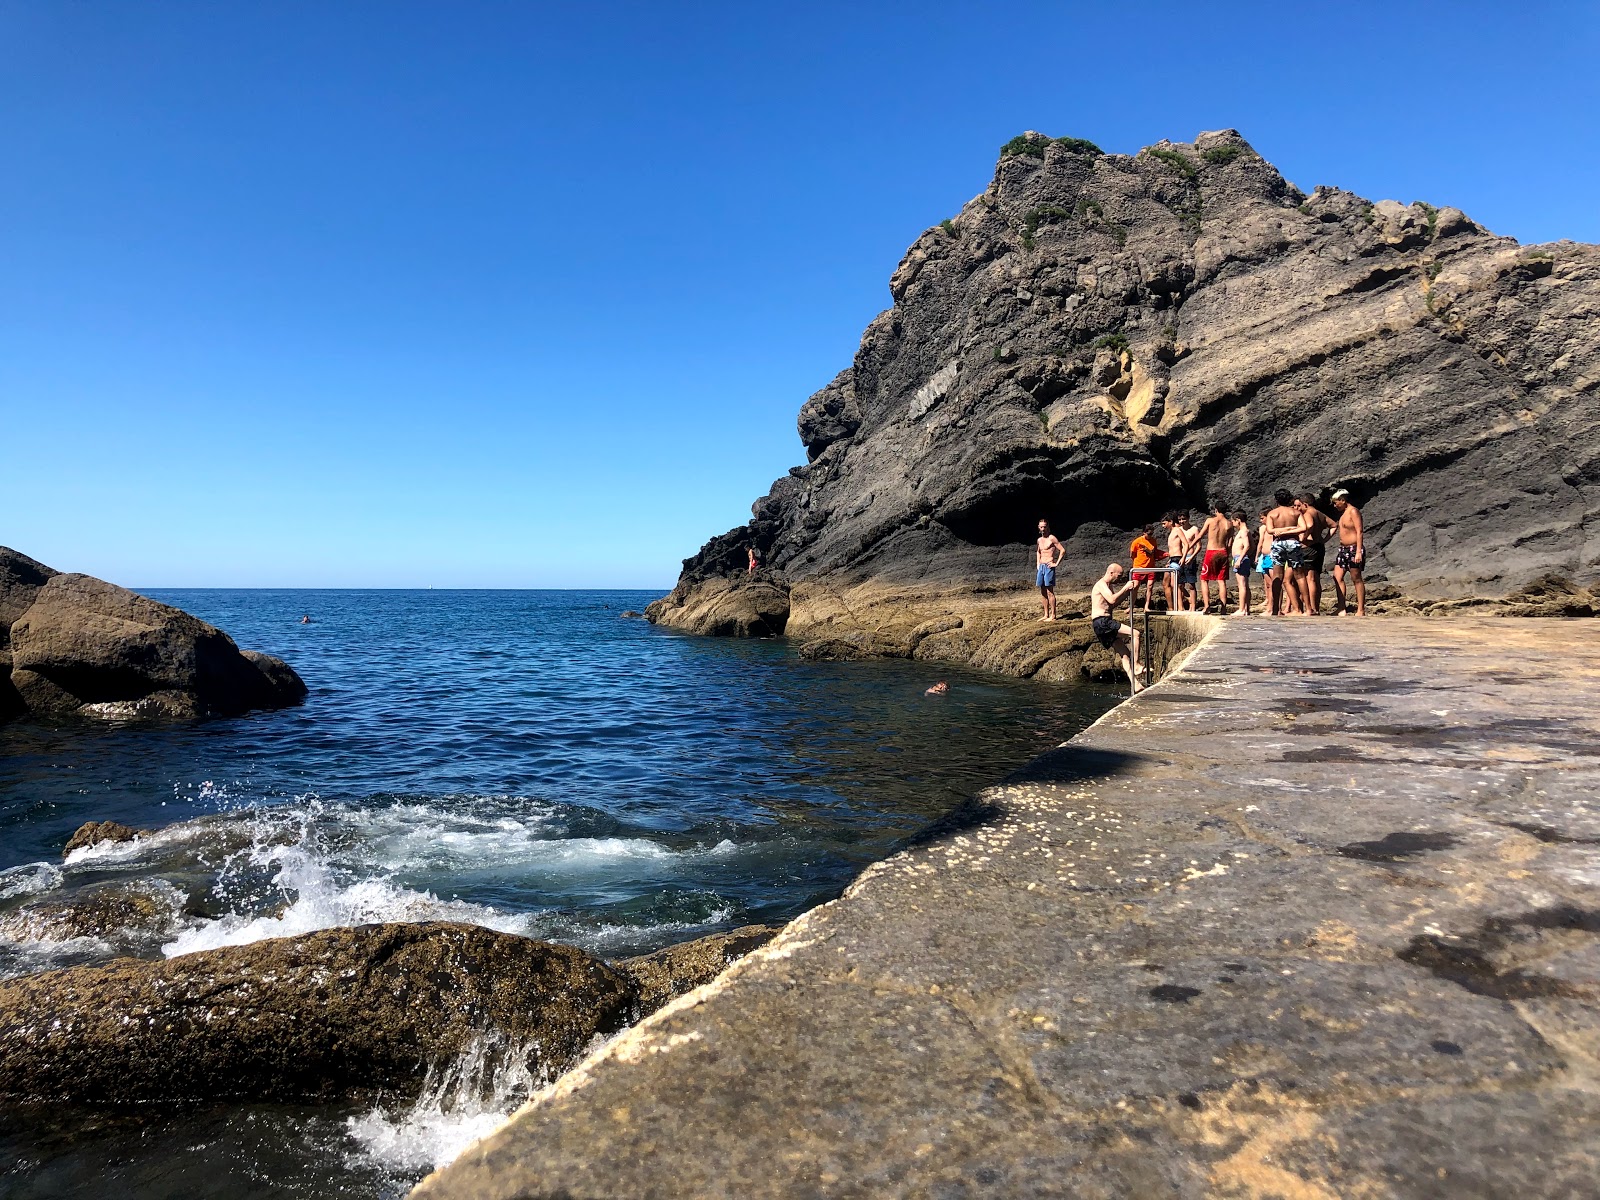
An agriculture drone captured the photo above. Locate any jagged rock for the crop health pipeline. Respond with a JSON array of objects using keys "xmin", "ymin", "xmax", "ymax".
[
  {"xmin": 0, "ymin": 879, "xmax": 187, "ymax": 943},
  {"xmin": 0, "ymin": 554, "xmax": 306, "ymax": 722},
  {"xmin": 620, "ymin": 610, "xmax": 642, "ymax": 618},
  {"xmin": 652, "ymin": 130, "xmax": 1600, "ymax": 639},
  {"xmin": 618, "ymin": 925, "xmax": 781, "ymax": 1014},
  {"xmin": 644, "ymin": 578, "xmax": 789, "ymax": 637},
  {"xmin": 1498, "ymin": 574, "xmax": 1598, "ymax": 618},
  {"xmin": 0, "ymin": 922, "xmax": 636, "ymax": 1104},
  {"xmin": 62, "ymin": 821, "xmax": 149, "ymax": 856}
]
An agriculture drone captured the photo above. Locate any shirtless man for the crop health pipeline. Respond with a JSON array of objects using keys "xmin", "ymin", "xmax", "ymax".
[
  {"xmin": 1035, "ymin": 519, "xmax": 1065, "ymax": 621},
  {"xmin": 1264, "ymin": 489, "xmax": 1309, "ymax": 616},
  {"xmin": 1091, "ymin": 563, "xmax": 1146, "ymax": 691},
  {"xmin": 1295, "ymin": 494, "xmax": 1337, "ymax": 616},
  {"xmin": 1198, "ymin": 501, "xmax": 1233, "ymax": 614},
  {"xmin": 1173, "ymin": 512, "xmax": 1201, "ymax": 612},
  {"xmin": 1330, "ymin": 489, "xmax": 1367, "ymax": 616},
  {"xmin": 1159, "ymin": 514, "xmax": 1181, "ymax": 611},
  {"xmin": 1231, "ymin": 510, "xmax": 1255, "ymax": 617}
]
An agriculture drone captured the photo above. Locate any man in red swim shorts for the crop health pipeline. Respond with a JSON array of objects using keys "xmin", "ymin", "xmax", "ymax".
[{"xmin": 1198, "ymin": 499, "xmax": 1232, "ymax": 614}]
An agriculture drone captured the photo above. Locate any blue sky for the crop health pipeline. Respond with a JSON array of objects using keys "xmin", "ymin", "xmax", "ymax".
[{"xmin": 3, "ymin": 1, "xmax": 1596, "ymax": 588}]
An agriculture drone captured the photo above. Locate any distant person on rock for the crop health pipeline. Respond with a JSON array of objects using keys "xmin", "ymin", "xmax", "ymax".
[
  {"xmin": 1331, "ymin": 489, "xmax": 1367, "ymax": 616},
  {"xmin": 747, "ymin": 547, "xmax": 759, "ymax": 577},
  {"xmin": 1130, "ymin": 525, "xmax": 1160, "ymax": 612},
  {"xmin": 1199, "ymin": 501, "xmax": 1232, "ymax": 614},
  {"xmin": 1035, "ymin": 519, "xmax": 1065, "ymax": 621},
  {"xmin": 1092, "ymin": 564, "xmax": 1146, "ymax": 691},
  {"xmin": 1265, "ymin": 489, "xmax": 1309, "ymax": 616},
  {"xmin": 1231, "ymin": 511, "xmax": 1254, "ymax": 617},
  {"xmin": 1296, "ymin": 494, "xmax": 1337, "ymax": 616}
]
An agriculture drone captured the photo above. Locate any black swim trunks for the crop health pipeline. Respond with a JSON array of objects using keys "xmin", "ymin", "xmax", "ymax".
[
  {"xmin": 1092, "ymin": 615, "xmax": 1121, "ymax": 648},
  {"xmin": 1304, "ymin": 542, "xmax": 1326, "ymax": 575},
  {"xmin": 1335, "ymin": 544, "xmax": 1363, "ymax": 570}
]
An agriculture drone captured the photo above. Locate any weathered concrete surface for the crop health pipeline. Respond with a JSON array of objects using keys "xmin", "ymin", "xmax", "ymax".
[{"xmin": 415, "ymin": 616, "xmax": 1600, "ymax": 1199}]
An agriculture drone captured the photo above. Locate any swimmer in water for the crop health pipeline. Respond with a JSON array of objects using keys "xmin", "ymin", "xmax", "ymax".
[
  {"xmin": 300, "ymin": 615, "xmax": 312, "ymax": 624},
  {"xmin": 925, "ymin": 681, "xmax": 949, "ymax": 696}
]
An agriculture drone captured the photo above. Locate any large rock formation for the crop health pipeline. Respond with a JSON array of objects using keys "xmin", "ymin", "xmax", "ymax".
[
  {"xmin": 651, "ymin": 130, "xmax": 1600, "ymax": 647},
  {"xmin": 0, "ymin": 547, "xmax": 305, "ymax": 720}
]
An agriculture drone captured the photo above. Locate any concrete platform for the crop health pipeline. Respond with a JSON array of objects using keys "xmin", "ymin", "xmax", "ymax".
[{"xmin": 414, "ymin": 617, "xmax": 1600, "ymax": 1199}]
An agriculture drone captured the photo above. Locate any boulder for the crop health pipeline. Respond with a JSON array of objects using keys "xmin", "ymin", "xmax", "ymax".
[
  {"xmin": 0, "ymin": 922, "xmax": 637, "ymax": 1104},
  {"xmin": 618, "ymin": 925, "xmax": 782, "ymax": 1014},
  {"xmin": 0, "ymin": 556, "xmax": 306, "ymax": 721},
  {"xmin": 62, "ymin": 820, "xmax": 150, "ymax": 856},
  {"xmin": 645, "ymin": 577, "xmax": 790, "ymax": 637},
  {"xmin": 0, "ymin": 879, "xmax": 187, "ymax": 944}
]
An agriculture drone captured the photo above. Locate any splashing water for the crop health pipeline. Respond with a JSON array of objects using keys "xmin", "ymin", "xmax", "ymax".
[{"xmin": 344, "ymin": 1033, "xmax": 546, "ymax": 1177}]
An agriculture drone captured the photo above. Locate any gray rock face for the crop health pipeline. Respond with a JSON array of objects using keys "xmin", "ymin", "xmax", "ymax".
[
  {"xmin": 664, "ymin": 130, "xmax": 1600, "ymax": 605},
  {"xmin": 0, "ymin": 548, "xmax": 306, "ymax": 721}
]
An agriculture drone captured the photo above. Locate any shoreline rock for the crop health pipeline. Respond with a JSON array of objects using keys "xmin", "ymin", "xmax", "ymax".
[
  {"xmin": 0, "ymin": 547, "xmax": 306, "ymax": 723},
  {"xmin": 0, "ymin": 921, "xmax": 780, "ymax": 1106}
]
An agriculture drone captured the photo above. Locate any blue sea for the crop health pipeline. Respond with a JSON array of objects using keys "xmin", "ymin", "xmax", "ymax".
[{"xmin": 0, "ymin": 590, "xmax": 1119, "ymax": 1199}]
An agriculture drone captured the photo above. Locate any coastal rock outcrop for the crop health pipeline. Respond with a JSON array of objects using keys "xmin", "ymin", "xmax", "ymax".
[
  {"xmin": 0, "ymin": 921, "xmax": 782, "ymax": 1105},
  {"xmin": 0, "ymin": 922, "xmax": 636, "ymax": 1104},
  {"xmin": 654, "ymin": 130, "xmax": 1600, "ymax": 656},
  {"xmin": 0, "ymin": 547, "xmax": 306, "ymax": 721},
  {"xmin": 62, "ymin": 820, "xmax": 149, "ymax": 856}
]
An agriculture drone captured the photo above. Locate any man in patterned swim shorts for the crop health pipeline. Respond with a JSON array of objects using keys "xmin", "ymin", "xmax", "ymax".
[{"xmin": 1331, "ymin": 489, "xmax": 1367, "ymax": 616}]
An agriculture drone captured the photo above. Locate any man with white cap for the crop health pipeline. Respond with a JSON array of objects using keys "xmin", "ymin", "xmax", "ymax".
[{"xmin": 1330, "ymin": 489, "xmax": 1366, "ymax": 616}]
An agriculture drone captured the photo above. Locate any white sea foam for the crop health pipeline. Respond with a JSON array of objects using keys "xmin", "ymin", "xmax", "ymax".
[
  {"xmin": 344, "ymin": 1033, "xmax": 543, "ymax": 1176},
  {"xmin": 0, "ymin": 861, "xmax": 63, "ymax": 901}
]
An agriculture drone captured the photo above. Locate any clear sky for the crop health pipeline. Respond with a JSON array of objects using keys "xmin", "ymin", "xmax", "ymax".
[{"xmin": 4, "ymin": 1, "xmax": 1596, "ymax": 588}]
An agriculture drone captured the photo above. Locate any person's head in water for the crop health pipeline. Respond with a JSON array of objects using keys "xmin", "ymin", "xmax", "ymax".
[
  {"xmin": 925, "ymin": 680, "xmax": 948, "ymax": 696},
  {"xmin": 1274, "ymin": 488, "xmax": 1295, "ymax": 508}
]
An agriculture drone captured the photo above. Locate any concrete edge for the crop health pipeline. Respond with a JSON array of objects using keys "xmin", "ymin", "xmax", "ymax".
[{"xmin": 410, "ymin": 614, "xmax": 1223, "ymax": 1196}]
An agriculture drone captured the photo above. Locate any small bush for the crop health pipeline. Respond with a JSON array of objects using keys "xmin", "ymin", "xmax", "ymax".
[
  {"xmin": 1095, "ymin": 333, "xmax": 1130, "ymax": 354},
  {"xmin": 1360, "ymin": 202, "xmax": 1375, "ymax": 227},
  {"xmin": 1001, "ymin": 134, "xmax": 1047, "ymax": 159},
  {"xmin": 1107, "ymin": 222, "xmax": 1129, "ymax": 247},
  {"xmin": 940, "ymin": 218, "xmax": 957, "ymax": 237},
  {"xmin": 1523, "ymin": 248, "xmax": 1553, "ymax": 261},
  {"xmin": 1075, "ymin": 198, "xmax": 1104, "ymax": 219},
  {"xmin": 1054, "ymin": 136, "xmax": 1102, "ymax": 155},
  {"xmin": 1201, "ymin": 144, "xmax": 1242, "ymax": 166},
  {"xmin": 1413, "ymin": 200, "xmax": 1439, "ymax": 238},
  {"xmin": 1021, "ymin": 205, "xmax": 1073, "ymax": 249},
  {"xmin": 1144, "ymin": 147, "xmax": 1197, "ymax": 180},
  {"xmin": 1424, "ymin": 261, "xmax": 1442, "ymax": 281}
]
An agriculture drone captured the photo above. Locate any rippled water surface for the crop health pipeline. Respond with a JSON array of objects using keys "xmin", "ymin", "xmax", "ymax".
[{"xmin": 0, "ymin": 589, "xmax": 1118, "ymax": 1198}]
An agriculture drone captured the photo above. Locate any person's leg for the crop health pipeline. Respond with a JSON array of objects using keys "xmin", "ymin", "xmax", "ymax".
[
  {"xmin": 1128, "ymin": 624, "xmax": 1144, "ymax": 678},
  {"xmin": 1307, "ymin": 565, "xmax": 1322, "ymax": 615},
  {"xmin": 1332, "ymin": 564, "xmax": 1347, "ymax": 615},
  {"xmin": 1039, "ymin": 583, "xmax": 1049, "ymax": 620},
  {"xmin": 1045, "ymin": 584, "xmax": 1056, "ymax": 621},
  {"xmin": 1162, "ymin": 572, "xmax": 1173, "ymax": 612},
  {"xmin": 1353, "ymin": 566, "xmax": 1367, "ymax": 616}
]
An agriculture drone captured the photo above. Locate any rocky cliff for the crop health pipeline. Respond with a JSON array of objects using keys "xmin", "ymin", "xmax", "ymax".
[
  {"xmin": 0, "ymin": 547, "xmax": 306, "ymax": 720},
  {"xmin": 650, "ymin": 129, "xmax": 1599, "ymax": 646}
]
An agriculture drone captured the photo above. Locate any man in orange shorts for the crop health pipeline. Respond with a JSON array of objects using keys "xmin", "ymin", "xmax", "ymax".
[{"xmin": 1129, "ymin": 525, "xmax": 1159, "ymax": 612}]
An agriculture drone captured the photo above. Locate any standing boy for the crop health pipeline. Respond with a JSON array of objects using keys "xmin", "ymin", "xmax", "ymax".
[
  {"xmin": 1174, "ymin": 512, "xmax": 1201, "ymax": 612},
  {"xmin": 1035, "ymin": 519, "xmax": 1065, "ymax": 621},
  {"xmin": 1296, "ymin": 494, "xmax": 1337, "ymax": 616},
  {"xmin": 1130, "ymin": 525, "xmax": 1159, "ymax": 612},
  {"xmin": 1264, "ymin": 489, "xmax": 1309, "ymax": 616}
]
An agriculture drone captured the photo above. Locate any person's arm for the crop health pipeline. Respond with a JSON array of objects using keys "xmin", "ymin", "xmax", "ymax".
[
  {"xmin": 1050, "ymin": 536, "xmax": 1065, "ymax": 567},
  {"xmin": 1351, "ymin": 508, "xmax": 1365, "ymax": 562}
]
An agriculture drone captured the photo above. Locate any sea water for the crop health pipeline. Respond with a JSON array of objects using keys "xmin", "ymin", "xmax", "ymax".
[{"xmin": 0, "ymin": 589, "xmax": 1119, "ymax": 1198}]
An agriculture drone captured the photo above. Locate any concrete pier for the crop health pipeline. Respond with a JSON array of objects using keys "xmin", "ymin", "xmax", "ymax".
[{"xmin": 415, "ymin": 616, "xmax": 1600, "ymax": 1199}]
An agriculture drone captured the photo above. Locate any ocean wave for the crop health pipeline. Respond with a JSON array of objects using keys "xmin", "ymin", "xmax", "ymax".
[{"xmin": 0, "ymin": 861, "xmax": 63, "ymax": 901}]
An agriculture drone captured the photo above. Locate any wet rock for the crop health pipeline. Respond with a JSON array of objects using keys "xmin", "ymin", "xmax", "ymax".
[
  {"xmin": 0, "ymin": 879, "xmax": 186, "ymax": 943},
  {"xmin": 619, "ymin": 610, "xmax": 642, "ymax": 618},
  {"xmin": 618, "ymin": 925, "xmax": 782, "ymax": 1015},
  {"xmin": 0, "ymin": 922, "xmax": 637, "ymax": 1104},
  {"xmin": 62, "ymin": 821, "xmax": 150, "ymax": 857},
  {"xmin": 1, "ymin": 556, "xmax": 306, "ymax": 722}
]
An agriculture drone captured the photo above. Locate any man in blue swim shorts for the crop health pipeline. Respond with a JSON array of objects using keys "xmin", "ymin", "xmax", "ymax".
[{"xmin": 1035, "ymin": 518, "xmax": 1065, "ymax": 621}]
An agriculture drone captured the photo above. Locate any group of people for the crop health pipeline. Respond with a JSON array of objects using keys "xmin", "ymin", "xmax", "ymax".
[{"xmin": 1034, "ymin": 489, "xmax": 1369, "ymax": 692}]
